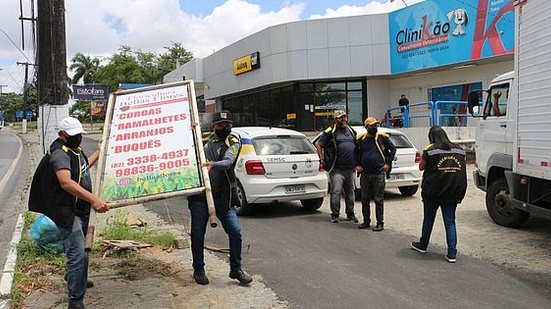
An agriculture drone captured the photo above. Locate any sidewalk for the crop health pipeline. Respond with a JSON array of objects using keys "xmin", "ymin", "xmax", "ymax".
[{"xmin": 13, "ymin": 128, "xmax": 287, "ymax": 309}]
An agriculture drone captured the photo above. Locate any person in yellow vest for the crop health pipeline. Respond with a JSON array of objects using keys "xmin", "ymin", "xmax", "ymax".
[
  {"xmin": 355, "ymin": 117, "xmax": 396, "ymax": 231},
  {"xmin": 315, "ymin": 110, "xmax": 359, "ymax": 223}
]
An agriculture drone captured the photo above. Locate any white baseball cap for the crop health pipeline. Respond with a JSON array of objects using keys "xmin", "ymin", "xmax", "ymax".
[{"xmin": 58, "ymin": 117, "xmax": 87, "ymax": 136}]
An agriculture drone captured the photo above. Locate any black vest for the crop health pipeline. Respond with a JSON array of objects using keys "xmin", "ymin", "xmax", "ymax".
[{"xmin": 421, "ymin": 145, "xmax": 467, "ymax": 203}]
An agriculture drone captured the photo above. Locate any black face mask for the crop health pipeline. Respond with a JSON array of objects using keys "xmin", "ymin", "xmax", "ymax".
[
  {"xmin": 367, "ymin": 127, "xmax": 378, "ymax": 135},
  {"xmin": 66, "ymin": 134, "xmax": 82, "ymax": 148},
  {"xmin": 215, "ymin": 127, "xmax": 231, "ymax": 140}
]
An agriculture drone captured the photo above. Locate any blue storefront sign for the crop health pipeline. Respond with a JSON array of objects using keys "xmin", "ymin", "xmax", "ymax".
[{"xmin": 389, "ymin": 0, "xmax": 514, "ymax": 73}]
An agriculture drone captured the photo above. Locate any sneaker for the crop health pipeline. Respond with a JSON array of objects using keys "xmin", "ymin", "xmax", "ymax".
[
  {"xmin": 346, "ymin": 215, "xmax": 359, "ymax": 223},
  {"xmin": 229, "ymin": 270, "xmax": 253, "ymax": 284},
  {"xmin": 410, "ymin": 242, "xmax": 427, "ymax": 253},
  {"xmin": 68, "ymin": 302, "xmax": 85, "ymax": 309},
  {"xmin": 330, "ymin": 216, "xmax": 339, "ymax": 223},
  {"xmin": 358, "ymin": 222, "xmax": 370, "ymax": 229},
  {"xmin": 445, "ymin": 255, "xmax": 457, "ymax": 263},
  {"xmin": 193, "ymin": 270, "xmax": 210, "ymax": 285},
  {"xmin": 372, "ymin": 223, "xmax": 384, "ymax": 231}
]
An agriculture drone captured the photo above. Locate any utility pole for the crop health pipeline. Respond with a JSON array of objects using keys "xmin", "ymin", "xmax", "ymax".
[
  {"xmin": 37, "ymin": 0, "xmax": 70, "ymax": 153},
  {"xmin": 37, "ymin": 0, "xmax": 68, "ymax": 106},
  {"xmin": 16, "ymin": 62, "xmax": 31, "ymax": 111}
]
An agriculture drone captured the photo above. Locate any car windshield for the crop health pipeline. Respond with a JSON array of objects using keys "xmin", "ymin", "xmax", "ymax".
[
  {"xmin": 388, "ymin": 134, "xmax": 413, "ymax": 149},
  {"xmin": 253, "ymin": 135, "xmax": 317, "ymax": 155}
]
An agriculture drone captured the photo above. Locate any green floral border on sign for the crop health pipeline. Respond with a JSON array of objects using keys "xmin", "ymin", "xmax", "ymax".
[{"xmin": 101, "ymin": 164, "xmax": 200, "ymax": 202}]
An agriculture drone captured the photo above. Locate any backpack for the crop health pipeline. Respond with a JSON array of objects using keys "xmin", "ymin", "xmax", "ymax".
[{"xmin": 28, "ymin": 147, "xmax": 69, "ymax": 214}]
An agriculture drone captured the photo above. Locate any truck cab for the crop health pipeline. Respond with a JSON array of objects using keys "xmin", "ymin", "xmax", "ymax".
[{"xmin": 472, "ymin": 72, "xmax": 515, "ymax": 192}]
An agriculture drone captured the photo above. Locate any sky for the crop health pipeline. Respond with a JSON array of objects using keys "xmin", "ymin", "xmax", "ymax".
[{"xmin": 0, "ymin": 0, "xmax": 424, "ymax": 94}]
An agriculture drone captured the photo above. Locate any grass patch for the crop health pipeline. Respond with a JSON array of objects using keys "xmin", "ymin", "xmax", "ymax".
[
  {"xmin": 10, "ymin": 211, "xmax": 175, "ymax": 308},
  {"xmin": 10, "ymin": 212, "xmax": 65, "ymax": 308},
  {"xmin": 100, "ymin": 211, "xmax": 175, "ymax": 249}
]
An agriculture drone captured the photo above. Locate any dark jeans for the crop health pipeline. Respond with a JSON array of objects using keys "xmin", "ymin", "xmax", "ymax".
[
  {"xmin": 329, "ymin": 167, "xmax": 355, "ymax": 217},
  {"xmin": 59, "ymin": 215, "xmax": 89, "ymax": 306},
  {"xmin": 360, "ymin": 173, "xmax": 385, "ymax": 224},
  {"xmin": 419, "ymin": 200, "xmax": 458, "ymax": 257},
  {"xmin": 188, "ymin": 194, "xmax": 243, "ymax": 272}
]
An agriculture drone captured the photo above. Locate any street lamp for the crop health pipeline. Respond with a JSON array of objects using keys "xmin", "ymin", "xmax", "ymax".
[{"xmin": 390, "ymin": 0, "xmax": 409, "ymax": 7}]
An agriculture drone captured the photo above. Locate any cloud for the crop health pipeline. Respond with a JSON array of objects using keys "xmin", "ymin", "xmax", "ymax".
[
  {"xmin": 1, "ymin": 0, "xmax": 429, "ymax": 93},
  {"xmin": 308, "ymin": 0, "xmax": 425, "ymax": 19},
  {"xmin": 65, "ymin": 0, "xmax": 304, "ymax": 58}
]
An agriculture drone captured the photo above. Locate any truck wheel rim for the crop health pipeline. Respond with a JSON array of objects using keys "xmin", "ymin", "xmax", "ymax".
[{"xmin": 495, "ymin": 190, "xmax": 513, "ymax": 216}]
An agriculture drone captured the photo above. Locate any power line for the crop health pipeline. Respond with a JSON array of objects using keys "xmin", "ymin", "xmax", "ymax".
[{"xmin": 0, "ymin": 28, "xmax": 33, "ymax": 63}]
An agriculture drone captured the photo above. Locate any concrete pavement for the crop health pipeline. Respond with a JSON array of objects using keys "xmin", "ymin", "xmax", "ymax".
[{"xmin": 3, "ymin": 128, "xmax": 287, "ymax": 309}]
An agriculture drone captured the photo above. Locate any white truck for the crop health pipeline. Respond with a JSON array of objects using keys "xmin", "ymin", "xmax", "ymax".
[{"xmin": 467, "ymin": 0, "xmax": 551, "ymax": 227}]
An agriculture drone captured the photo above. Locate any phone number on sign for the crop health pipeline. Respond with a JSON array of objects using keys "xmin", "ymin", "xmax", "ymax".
[
  {"xmin": 115, "ymin": 159, "xmax": 191, "ymax": 177},
  {"xmin": 126, "ymin": 149, "xmax": 190, "ymax": 166}
]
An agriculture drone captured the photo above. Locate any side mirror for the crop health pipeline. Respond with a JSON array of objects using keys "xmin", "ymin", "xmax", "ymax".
[{"xmin": 467, "ymin": 91, "xmax": 480, "ymax": 115}]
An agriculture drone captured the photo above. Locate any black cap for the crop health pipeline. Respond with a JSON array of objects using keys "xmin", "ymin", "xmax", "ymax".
[{"xmin": 213, "ymin": 110, "xmax": 233, "ymax": 124}]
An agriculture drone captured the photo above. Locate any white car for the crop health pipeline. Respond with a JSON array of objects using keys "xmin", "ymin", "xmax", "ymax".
[
  {"xmin": 231, "ymin": 127, "xmax": 328, "ymax": 215},
  {"xmin": 313, "ymin": 126, "xmax": 422, "ymax": 197},
  {"xmin": 353, "ymin": 126, "xmax": 421, "ymax": 196}
]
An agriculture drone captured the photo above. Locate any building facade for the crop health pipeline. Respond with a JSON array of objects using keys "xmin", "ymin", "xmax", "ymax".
[{"xmin": 164, "ymin": 0, "xmax": 514, "ymax": 131}]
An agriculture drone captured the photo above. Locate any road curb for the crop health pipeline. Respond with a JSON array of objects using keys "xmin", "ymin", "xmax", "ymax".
[{"xmin": 0, "ymin": 214, "xmax": 24, "ymax": 300}]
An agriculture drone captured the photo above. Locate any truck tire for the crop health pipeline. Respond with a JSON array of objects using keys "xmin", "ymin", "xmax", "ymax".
[
  {"xmin": 300, "ymin": 197, "xmax": 324, "ymax": 211},
  {"xmin": 234, "ymin": 182, "xmax": 253, "ymax": 216},
  {"xmin": 399, "ymin": 185, "xmax": 418, "ymax": 196},
  {"xmin": 486, "ymin": 178, "xmax": 529, "ymax": 228}
]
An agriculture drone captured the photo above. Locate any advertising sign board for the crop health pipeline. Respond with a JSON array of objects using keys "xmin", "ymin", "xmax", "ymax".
[
  {"xmin": 389, "ymin": 0, "xmax": 514, "ymax": 73},
  {"xmin": 97, "ymin": 82, "xmax": 204, "ymax": 206},
  {"xmin": 73, "ymin": 85, "xmax": 109, "ymax": 100}
]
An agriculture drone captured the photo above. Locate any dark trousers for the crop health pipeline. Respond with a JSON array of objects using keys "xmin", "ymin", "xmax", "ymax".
[
  {"xmin": 360, "ymin": 173, "xmax": 385, "ymax": 224},
  {"xmin": 419, "ymin": 200, "xmax": 458, "ymax": 257},
  {"xmin": 188, "ymin": 194, "xmax": 243, "ymax": 272},
  {"xmin": 59, "ymin": 215, "xmax": 89, "ymax": 306}
]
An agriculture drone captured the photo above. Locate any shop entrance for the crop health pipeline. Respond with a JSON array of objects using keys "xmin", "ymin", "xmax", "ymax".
[{"xmin": 298, "ymin": 81, "xmax": 364, "ymax": 131}]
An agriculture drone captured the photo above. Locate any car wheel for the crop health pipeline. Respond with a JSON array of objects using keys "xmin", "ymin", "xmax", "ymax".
[
  {"xmin": 234, "ymin": 182, "xmax": 253, "ymax": 216},
  {"xmin": 486, "ymin": 178, "xmax": 529, "ymax": 228},
  {"xmin": 300, "ymin": 197, "xmax": 324, "ymax": 211},
  {"xmin": 398, "ymin": 185, "xmax": 418, "ymax": 196}
]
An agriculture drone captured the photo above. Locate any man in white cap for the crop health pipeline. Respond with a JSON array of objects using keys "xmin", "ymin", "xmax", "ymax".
[{"xmin": 49, "ymin": 117, "xmax": 109, "ymax": 309}]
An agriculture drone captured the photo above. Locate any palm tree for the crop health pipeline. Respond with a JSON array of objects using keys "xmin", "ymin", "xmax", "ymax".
[{"xmin": 70, "ymin": 53, "xmax": 100, "ymax": 84}]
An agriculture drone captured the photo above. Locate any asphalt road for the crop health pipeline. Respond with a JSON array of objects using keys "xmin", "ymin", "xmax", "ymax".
[
  {"xmin": 80, "ymin": 136, "xmax": 551, "ymax": 308},
  {"xmin": 0, "ymin": 130, "xmax": 28, "ymax": 268}
]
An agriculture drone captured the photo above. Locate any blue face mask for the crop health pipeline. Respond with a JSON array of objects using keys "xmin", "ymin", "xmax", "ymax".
[{"xmin": 367, "ymin": 127, "xmax": 378, "ymax": 135}]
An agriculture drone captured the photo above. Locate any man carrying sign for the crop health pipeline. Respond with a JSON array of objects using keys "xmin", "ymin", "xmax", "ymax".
[{"xmin": 187, "ymin": 110, "xmax": 253, "ymax": 285}]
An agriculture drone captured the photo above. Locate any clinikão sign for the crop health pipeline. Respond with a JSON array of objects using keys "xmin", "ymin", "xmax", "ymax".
[{"xmin": 389, "ymin": 0, "xmax": 514, "ymax": 73}]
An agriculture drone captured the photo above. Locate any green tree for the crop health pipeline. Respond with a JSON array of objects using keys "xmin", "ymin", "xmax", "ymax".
[
  {"xmin": 70, "ymin": 100, "xmax": 91, "ymax": 121},
  {"xmin": 1, "ymin": 93, "xmax": 23, "ymax": 122},
  {"xmin": 70, "ymin": 53, "xmax": 100, "ymax": 84},
  {"xmin": 157, "ymin": 42, "xmax": 193, "ymax": 81}
]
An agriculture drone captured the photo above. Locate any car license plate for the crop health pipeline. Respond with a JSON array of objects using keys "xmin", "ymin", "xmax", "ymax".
[
  {"xmin": 389, "ymin": 173, "xmax": 404, "ymax": 180},
  {"xmin": 284, "ymin": 184, "xmax": 306, "ymax": 194}
]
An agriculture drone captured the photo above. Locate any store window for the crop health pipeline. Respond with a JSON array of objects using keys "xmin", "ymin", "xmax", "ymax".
[
  {"xmin": 429, "ymin": 82, "xmax": 482, "ymax": 126},
  {"xmin": 223, "ymin": 85, "xmax": 295, "ymax": 129}
]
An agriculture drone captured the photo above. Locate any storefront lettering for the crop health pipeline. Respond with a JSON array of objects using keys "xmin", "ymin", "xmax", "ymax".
[{"xmin": 395, "ymin": 15, "xmax": 451, "ymax": 52}]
